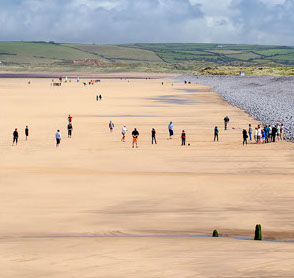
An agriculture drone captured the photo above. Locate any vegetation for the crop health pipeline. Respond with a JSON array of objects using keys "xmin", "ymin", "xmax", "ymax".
[{"xmin": 1, "ymin": 41, "xmax": 294, "ymax": 74}]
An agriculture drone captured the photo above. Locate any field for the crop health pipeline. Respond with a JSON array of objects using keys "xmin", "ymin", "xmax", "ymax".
[{"xmin": 2, "ymin": 41, "xmax": 294, "ymax": 73}]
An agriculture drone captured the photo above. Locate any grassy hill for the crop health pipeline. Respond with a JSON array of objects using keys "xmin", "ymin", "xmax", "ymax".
[{"xmin": 1, "ymin": 41, "xmax": 294, "ymax": 74}]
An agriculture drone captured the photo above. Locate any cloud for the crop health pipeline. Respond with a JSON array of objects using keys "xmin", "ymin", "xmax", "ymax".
[{"xmin": 0, "ymin": 0, "xmax": 294, "ymax": 45}]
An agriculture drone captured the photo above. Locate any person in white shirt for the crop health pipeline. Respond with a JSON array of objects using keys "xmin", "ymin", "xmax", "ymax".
[
  {"xmin": 56, "ymin": 130, "xmax": 61, "ymax": 147},
  {"xmin": 109, "ymin": 121, "xmax": 114, "ymax": 132},
  {"xmin": 121, "ymin": 125, "xmax": 127, "ymax": 142}
]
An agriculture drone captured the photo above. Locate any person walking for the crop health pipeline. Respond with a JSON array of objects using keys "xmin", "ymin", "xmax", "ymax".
[
  {"xmin": 132, "ymin": 128, "xmax": 139, "ymax": 148},
  {"xmin": 168, "ymin": 121, "xmax": 174, "ymax": 139},
  {"xmin": 109, "ymin": 121, "xmax": 114, "ymax": 132},
  {"xmin": 56, "ymin": 130, "xmax": 61, "ymax": 147},
  {"xmin": 242, "ymin": 129, "xmax": 248, "ymax": 146},
  {"xmin": 67, "ymin": 122, "xmax": 73, "ymax": 138},
  {"xmin": 25, "ymin": 126, "xmax": 29, "ymax": 140},
  {"xmin": 248, "ymin": 124, "xmax": 253, "ymax": 141},
  {"xmin": 12, "ymin": 128, "xmax": 18, "ymax": 146},
  {"xmin": 224, "ymin": 116, "xmax": 229, "ymax": 130},
  {"xmin": 181, "ymin": 130, "xmax": 186, "ymax": 145},
  {"xmin": 151, "ymin": 128, "xmax": 157, "ymax": 144},
  {"xmin": 214, "ymin": 126, "xmax": 219, "ymax": 142},
  {"xmin": 121, "ymin": 125, "xmax": 127, "ymax": 142}
]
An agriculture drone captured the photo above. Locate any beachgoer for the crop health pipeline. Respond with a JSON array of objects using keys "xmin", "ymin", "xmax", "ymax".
[
  {"xmin": 109, "ymin": 121, "xmax": 114, "ymax": 132},
  {"xmin": 224, "ymin": 116, "xmax": 229, "ymax": 130},
  {"xmin": 121, "ymin": 125, "xmax": 127, "ymax": 142},
  {"xmin": 96, "ymin": 95, "xmax": 99, "ymax": 101},
  {"xmin": 77, "ymin": 76, "xmax": 80, "ymax": 82},
  {"xmin": 181, "ymin": 130, "xmax": 186, "ymax": 145},
  {"xmin": 243, "ymin": 129, "xmax": 248, "ymax": 146},
  {"xmin": 254, "ymin": 128, "xmax": 257, "ymax": 142},
  {"xmin": 152, "ymin": 128, "xmax": 157, "ymax": 144},
  {"xmin": 257, "ymin": 125, "xmax": 261, "ymax": 144},
  {"xmin": 264, "ymin": 125, "xmax": 269, "ymax": 143},
  {"xmin": 67, "ymin": 123, "xmax": 73, "ymax": 138},
  {"xmin": 272, "ymin": 125, "xmax": 277, "ymax": 142},
  {"xmin": 214, "ymin": 126, "xmax": 219, "ymax": 142},
  {"xmin": 68, "ymin": 114, "xmax": 72, "ymax": 123},
  {"xmin": 132, "ymin": 128, "xmax": 139, "ymax": 148},
  {"xmin": 262, "ymin": 129, "xmax": 266, "ymax": 143},
  {"xmin": 248, "ymin": 124, "xmax": 253, "ymax": 141},
  {"xmin": 280, "ymin": 124, "xmax": 284, "ymax": 141},
  {"xmin": 268, "ymin": 125, "xmax": 272, "ymax": 142},
  {"xmin": 56, "ymin": 130, "xmax": 61, "ymax": 147},
  {"xmin": 168, "ymin": 121, "xmax": 174, "ymax": 139},
  {"xmin": 12, "ymin": 128, "xmax": 18, "ymax": 146},
  {"xmin": 25, "ymin": 126, "xmax": 29, "ymax": 140},
  {"xmin": 99, "ymin": 94, "xmax": 102, "ymax": 101},
  {"xmin": 276, "ymin": 124, "xmax": 280, "ymax": 141}
]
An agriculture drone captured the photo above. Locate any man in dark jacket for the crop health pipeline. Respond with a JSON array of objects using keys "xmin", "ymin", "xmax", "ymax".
[{"xmin": 13, "ymin": 128, "xmax": 18, "ymax": 146}]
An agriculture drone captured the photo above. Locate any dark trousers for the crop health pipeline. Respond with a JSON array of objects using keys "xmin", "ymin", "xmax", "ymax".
[
  {"xmin": 214, "ymin": 133, "xmax": 218, "ymax": 141},
  {"xmin": 243, "ymin": 138, "xmax": 247, "ymax": 145},
  {"xmin": 152, "ymin": 136, "xmax": 157, "ymax": 144},
  {"xmin": 68, "ymin": 130, "xmax": 72, "ymax": 137},
  {"xmin": 265, "ymin": 135, "xmax": 269, "ymax": 143},
  {"xmin": 13, "ymin": 137, "xmax": 18, "ymax": 144},
  {"xmin": 182, "ymin": 138, "xmax": 186, "ymax": 145}
]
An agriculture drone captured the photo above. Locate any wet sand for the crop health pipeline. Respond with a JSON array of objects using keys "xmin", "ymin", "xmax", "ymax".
[{"xmin": 0, "ymin": 78, "xmax": 293, "ymax": 277}]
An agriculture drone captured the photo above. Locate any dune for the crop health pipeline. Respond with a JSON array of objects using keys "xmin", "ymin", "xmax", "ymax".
[{"xmin": 0, "ymin": 77, "xmax": 293, "ymax": 277}]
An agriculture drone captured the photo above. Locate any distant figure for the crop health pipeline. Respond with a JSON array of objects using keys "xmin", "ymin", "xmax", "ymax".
[
  {"xmin": 28, "ymin": 81, "xmax": 31, "ymax": 85},
  {"xmin": 214, "ymin": 126, "xmax": 219, "ymax": 142},
  {"xmin": 257, "ymin": 125, "xmax": 261, "ymax": 144},
  {"xmin": 132, "ymin": 128, "xmax": 139, "ymax": 148},
  {"xmin": 168, "ymin": 121, "xmax": 174, "ymax": 139},
  {"xmin": 280, "ymin": 124, "xmax": 284, "ymax": 141},
  {"xmin": 272, "ymin": 125, "xmax": 277, "ymax": 142},
  {"xmin": 276, "ymin": 123, "xmax": 280, "ymax": 141},
  {"xmin": 12, "ymin": 128, "xmax": 18, "ymax": 146},
  {"xmin": 109, "ymin": 121, "xmax": 114, "ymax": 132},
  {"xmin": 67, "ymin": 122, "xmax": 73, "ymax": 138},
  {"xmin": 99, "ymin": 94, "xmax": 102, "ymax": 101},
  {"xmin": 254, "ymin": 128, "xmax": 258, "ymax": 142},
  {"xmin": 59, "ymin": 76, "xmax": 62, "ymax": 83},
  {"xmin": 68, "ymin": 114, "xmax": 72, "ymax": 123},
  {"xmin": 96, "ymin": 95, "xmax": 99, "ymax": 101},
  {"xmin": 162, "ymin": 82, "xmax": 164, "ymax": 85},
  {"xmin": 243, "ymin": 129, "xmax": 248, "ymax": 146},
  {"xmin": 248, "ymin": 124, "xmax": 253, "ymax": 141},
  {"xmin": 224, "ymin": 116, "xmax": 229, "ymax": 130},
  {"xmin": 181, "ymin": 130, "xmax": 186, "ymax": 145},
  {"xmin": 56, "ymin": 130, "xmax": 61, "ymax": 147},
  {"xmin": 264, "ymin": 125, "xmax": 269, "ymax": 143},
  {"xmin": 121, "ymin": 125, "xmax": 127, "ymax": 142},
  {"xmin": 151, "ymin": 128, "xmax": 157, "ymax": 144},
  {"xmin": 184, "ymin": 81, "xmax": 187, "ymax": 84},
  {"xmin": 268, "ymin": 125, "xmax": 272, "ymax": 142},
  {"xmin": 83, "ymin": 82, "xmax": 87, "ymax": 86},
  {"xmin": 25, "ymin": 126, "xmax": 29, "ymax": 140},
  {"xmin": 77, "ymin": 76, "xmax": 80, "ymax": 82}
]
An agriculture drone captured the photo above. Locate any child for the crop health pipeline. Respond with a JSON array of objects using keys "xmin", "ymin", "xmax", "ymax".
[{"xmin": 181, "ymin": 130, "xmax": 186, "ymax": 146}]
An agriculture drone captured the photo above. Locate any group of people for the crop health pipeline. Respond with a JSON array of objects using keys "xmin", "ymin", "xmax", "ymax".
[
  {"xmin": 243, "ymin": 123, "xmax": 284, "ymax": 145},
  {"xmin": 12, "ymin": 126, "xmax": 29, "ymax": 146},
  {"xmin": 55, "ymin": 114, "xmax": 73, "ymax": 147}
]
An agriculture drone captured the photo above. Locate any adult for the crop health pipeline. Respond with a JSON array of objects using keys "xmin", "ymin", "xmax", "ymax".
[
  {"xmin": 168, "ymin": 121, "xmax": 174, "ymax": 139},
  {"xmin": 264, "ymin": 125, "xmax": 270, "ymax": 143},
  {"xmin": 242, "ymin": 129, "xmax": 248, "ymax": 146},
  {"xmin": 109, "ymin": 121, "xmax": 114, "ymax": 132},
  {"xmin": 257, "ymin": 125, "xmax": 262, "ymax": 144},
  {"xmin": 214, "ymin": 126, "xmax": 219, "ymax": 142},
  {"xmin": 99, "ymin": 94, "xmax": 102, "ymax": 101},
  {"xmin": 272, "ymin": 125, "xmax": 277, "ymax": 142},
  {"xmin": 254, "ymin": 128, "xmax": 257, "ymax": 142},
  {"xmin": 268, "ymin": 125, "xmax": 272, "ymax": 142},
  {"xmin": 280, "ymin": 124, "xmax": 284, "ymax": 141},
  {"xmin": 56, "ymin": 130, "xmax": 61, "ymax": 147},
  {"xmin": 12, "ymin": 128, "xmax": 18, "ymax": 146},
  {"xmin": 25, "ymin": 126, "xmax": 29, "ymax": 140},
  {"xmin": 276, "ymin": 124, "xmax": 280, "ymax": 141},
  {"xmin": 151, "ymin": 128, "xmax": 157, "ymax": 144},
  {"xmin": 121, "ymin": 125, "xmax": 127, "ymax": 142},
  {"xmin": 132, "ymin": 128, "xmax": 139, "ymax": 148},
  {"xmin": 248, "ymin": 124, "xmax": 253, "ymax": 141},
  {"xmin": 224, "ymin": 116, "xmax": 229, "ymax": 130},
  {"xmin": 67, "ymin": 122, "xmax": 73, "ymax": 138},
  {"xmin": 181, "ymin": 130, "xmax": 186, "ymax": 146}
]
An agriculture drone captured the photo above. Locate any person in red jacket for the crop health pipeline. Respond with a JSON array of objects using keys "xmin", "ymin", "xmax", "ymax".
[{"xmin": 181, "ymin": 130, "xmax": 186, "ymax": 146}]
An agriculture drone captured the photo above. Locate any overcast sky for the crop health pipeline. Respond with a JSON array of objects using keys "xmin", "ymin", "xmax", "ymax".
[{"xmin": 0, "ymin": 0, "xmax": 293, "ymax": 45}]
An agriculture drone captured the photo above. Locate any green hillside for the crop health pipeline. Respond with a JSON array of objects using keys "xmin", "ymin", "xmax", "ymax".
[{"xmin": 1, "ymin": 41, "xmax": 294, "ymax": 74}]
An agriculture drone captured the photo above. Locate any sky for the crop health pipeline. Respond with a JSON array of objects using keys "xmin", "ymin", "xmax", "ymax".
[{"xmin": 0, "ymin": 0, "xmax": 293, "ymax": 45}]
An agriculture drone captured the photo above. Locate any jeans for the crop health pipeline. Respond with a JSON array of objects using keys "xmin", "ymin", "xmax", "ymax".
[
  {"xmin": 249, "ymin": 132, "xmax": 252, "ymax": 141},
  {"xmin": 152, "ymin": 136, "xmax": 157, "ymax": 144},
  {"xmin": 214, "ymin": 133, "xmax": 219, "ymax": 141},
  {"xmin": 181, "ymin": 138, "xmax": 186, "ymax": 145}
]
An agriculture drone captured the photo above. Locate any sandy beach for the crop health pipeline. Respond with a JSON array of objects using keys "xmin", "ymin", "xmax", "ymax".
[{"xmin": 1, "ymin": 77, "xmax": 294, "ymax": 277}]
